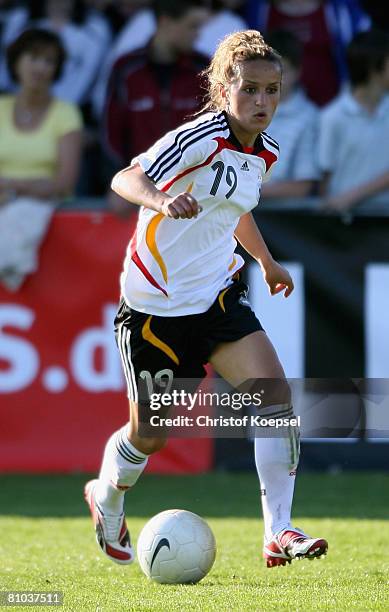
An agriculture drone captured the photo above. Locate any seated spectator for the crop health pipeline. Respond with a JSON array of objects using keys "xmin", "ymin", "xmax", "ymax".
[
  {"xmin": 102, "ymin": 0, "xmax": 209, "ymax": 216},
  {"xmin": 261, "ymin": 29, "xmax": 319, "ymax": 198},
  {"xmin": 244, "ymin": 0, "xmax": 371, "ymax": 106},
  {"xmin": 22, "ymin": 0, "xmax": 114, "ymax": 196},
  {"xmin": 0, "ymin": 29, "xmax": 83, "ymax": 291},
  {"xmin": 319, "ymin": 29, "xmax": 389, "ymax": 212}
]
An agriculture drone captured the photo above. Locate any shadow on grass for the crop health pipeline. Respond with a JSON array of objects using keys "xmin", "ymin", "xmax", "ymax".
[{"xmin": 0, "ymin": 472, "xmax": 388, "ymax": 519}]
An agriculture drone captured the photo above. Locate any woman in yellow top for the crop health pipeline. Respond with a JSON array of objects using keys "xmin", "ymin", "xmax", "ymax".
[{"xmin": 0, "ymin": 28, "xmax": 83, "ymax": 290}]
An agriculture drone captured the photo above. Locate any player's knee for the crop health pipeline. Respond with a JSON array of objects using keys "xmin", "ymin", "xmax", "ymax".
[
  {"xmin": 142, "ymin": 437, "xmax": 168, "ymax": 455},
  {"xmin": 246, "ymin": 377, "xmax": 291, "ymax": 408},
  {"xmin": 130, "ymin": 433, "xmax": 167, "ymax": 455}
]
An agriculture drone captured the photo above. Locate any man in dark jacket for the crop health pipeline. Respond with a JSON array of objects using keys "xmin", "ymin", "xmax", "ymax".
[{"xmin": 103, "ymin": 0, "xmax": 210, "ymax": 215}]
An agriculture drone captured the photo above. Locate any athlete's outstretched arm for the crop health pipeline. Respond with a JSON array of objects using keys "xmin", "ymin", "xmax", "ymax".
[
  {"xmin": 235, "ymin": 213, "xmax": 294, "ymax": 297},
  {"xmin": 111, "ymin": 163, "xmax": 200, "ymax": 219}
]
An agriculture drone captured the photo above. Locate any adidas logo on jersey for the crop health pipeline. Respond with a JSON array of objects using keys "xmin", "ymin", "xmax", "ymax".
[{"xmin": 240, "ymin": 161, "xmax": 250, "ymax": 171}]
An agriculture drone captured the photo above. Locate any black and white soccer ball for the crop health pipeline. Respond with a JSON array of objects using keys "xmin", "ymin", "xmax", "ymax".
[{"xmin": 137, "ymin": 509, "xmax": 216, "ymax": 584}]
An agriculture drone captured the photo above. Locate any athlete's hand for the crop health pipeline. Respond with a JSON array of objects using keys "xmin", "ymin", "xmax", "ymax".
[
  {"xmin": 161, "ymin": 192, "xmax": 202, "ymax": 220},
  {"xmin": 261, "ymin": 259, "xmax": 294, "ymax": 298}
]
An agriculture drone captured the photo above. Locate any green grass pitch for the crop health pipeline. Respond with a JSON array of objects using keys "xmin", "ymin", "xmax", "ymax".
[{"xmin": 0, "ymin": 471, "xmax": 388, "ymax": 611}]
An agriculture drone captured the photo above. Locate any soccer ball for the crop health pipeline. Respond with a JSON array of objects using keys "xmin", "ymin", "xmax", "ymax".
[{"xmin": 137, "ymin": 509, "xmax": 216, "ymax": 584}]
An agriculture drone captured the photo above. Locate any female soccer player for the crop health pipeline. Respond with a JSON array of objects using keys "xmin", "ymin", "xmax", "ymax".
[{"xmin": 85, "ymin": 30, "xmax": 328, "ymax": 568}]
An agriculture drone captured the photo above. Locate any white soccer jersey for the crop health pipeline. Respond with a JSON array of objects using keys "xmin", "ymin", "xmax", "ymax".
[{"xmin": 121, "ymin": 111, "xmax": 279, "ymax": 316}]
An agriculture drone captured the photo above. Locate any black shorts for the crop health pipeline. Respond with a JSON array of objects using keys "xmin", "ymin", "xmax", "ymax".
[{"xmin": 114, "ymin": 278, "xmax": 263, "ymax": 401}]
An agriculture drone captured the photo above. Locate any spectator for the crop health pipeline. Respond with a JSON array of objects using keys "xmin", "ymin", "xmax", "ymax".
[
  {"xmin": 103, "ymin": 0, "xmax": 210, "ymax": 216},
  {"xmin": 319, "ymin": 29, "xmax": 389, "ymax": 212},
  {"xmin": 261, "ymin": 29, "xmax": 319, "ymax": 198},
  {"xmin": 244, "ymin": 0, "xmax": 371, "ymax": 106},
  {"xmin": 0, "ymin": 29, "xmax": 83, "ymax": 291},
  {"xmin": 91, "ymin": 0, "xmax": 246, "ymax": 119},
  {"xmin": 0, "ymin": 0, "xmax": 26, "ymax": 92}
]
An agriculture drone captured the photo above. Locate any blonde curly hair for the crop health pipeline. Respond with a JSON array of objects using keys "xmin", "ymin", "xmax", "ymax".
[{"xmin": 200, "ymin": 30, "xmax": 282, "ymax": 112}]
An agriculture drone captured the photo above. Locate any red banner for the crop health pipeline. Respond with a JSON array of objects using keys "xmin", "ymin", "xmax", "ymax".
[{"xmin": 0, "ymin": 211, "xmax": 213, "ymax": 473}]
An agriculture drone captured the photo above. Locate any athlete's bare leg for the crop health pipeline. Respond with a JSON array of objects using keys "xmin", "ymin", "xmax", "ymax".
[
  {"xmin": 209, "ymin": 330, "xmax": 290, "ymax": 407},
  {"xmin": 209, "ymin": 330, "xmax": 285, "ymax": 384}
]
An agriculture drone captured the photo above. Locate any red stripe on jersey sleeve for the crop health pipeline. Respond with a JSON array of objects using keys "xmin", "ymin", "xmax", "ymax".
[
  {"xmin": 258, "ymin": 148, "xmax": 277, "ymax": 173},
  {"xmin": 161, "ymin": 137, "xmax": 237, "ymax": 192}
]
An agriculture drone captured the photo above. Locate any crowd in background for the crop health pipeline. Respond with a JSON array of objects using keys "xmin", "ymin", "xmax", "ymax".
[{"xmin": 0, "ymin": 0, "xmax": 389, "ymax": 287}]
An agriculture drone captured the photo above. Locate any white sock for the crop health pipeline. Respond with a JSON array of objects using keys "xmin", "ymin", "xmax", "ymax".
[
  {"xmin": 95, "ymin": 424, "xmax": 148, "ymax": 514},
  {"xmin": 254, "ymin": 405, "xmax": 300, "ymax": 542}
]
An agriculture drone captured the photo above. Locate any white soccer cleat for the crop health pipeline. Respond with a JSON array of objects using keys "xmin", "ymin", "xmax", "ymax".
[
  {"xmin": 263, "ymin": 526, "xmax": 328, "ymax": 568},
  {"xmin": 84, "ymin": 479, "xmax": 134, "ymax": 565}
]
